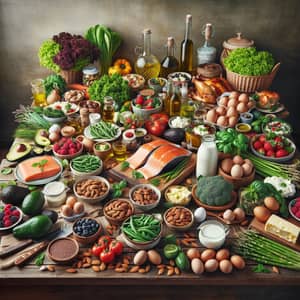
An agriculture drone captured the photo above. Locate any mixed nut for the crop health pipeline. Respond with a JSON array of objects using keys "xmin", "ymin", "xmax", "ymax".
[
  {"xmin": 104, "ymin": 199, "xmax": 134, "ymax": 223},
  {"xmin": 165, "ymin": 206, "xmax": 193, "ymax": 227},
  {"xmin": 64, "ymin": 90, "xmax": 85, "ymax": 103},
  {"xmin": 131, "ymin": 186, "xmax": 159, "ymax": 205},
  {"xmin": 75, "ymin": 178, "xmax": 108, "ymax": 198}
]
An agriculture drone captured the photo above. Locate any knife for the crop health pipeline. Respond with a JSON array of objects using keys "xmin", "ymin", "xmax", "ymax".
[{"xmin": 0, "ymin": 222, "xmax": 72, "ymax": 259}]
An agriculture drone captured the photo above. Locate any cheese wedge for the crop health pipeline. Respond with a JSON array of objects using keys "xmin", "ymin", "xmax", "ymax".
[
  {"xmin": 18, "ymin": 155, "xmax": 61, "ymax": 182},
  {"xmin": 265, "ymin": 214, "xmax": 300, "ymax": 244}
]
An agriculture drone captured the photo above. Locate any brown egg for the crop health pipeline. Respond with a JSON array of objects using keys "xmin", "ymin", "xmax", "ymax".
[
  {"xmin": 226, "ymin": 107, "xmax": 238, "ymax": 117},
  {"xmin": 233, "ymin": 207, "xmax": 246, "ymax": 221},
  {"xmin": 231, "ymin": 164, "xmax": 244, "ymax": 178},
  {"xmin": 233, "ymin": 155, "xmax": 244, "ymax": 165},
  {"xmin": 73, "ymin": 202, "xmax": 84, "ymax": 214},
  {"xmin": 206, "ymin": 109, "xmax": 217, "ymax": 123},
  {"xmin": 66, "ymin": 196, "xmax": 77, "ymax": 208},
  {"xmin": 205, "ymin": 259, "xmax": 219, "ymax": 272},
  {"xmin": 227, "ymin": 98, "xmax": 238, "ymax": 108},
  {"xmin": 191, "ymin": 258, "xmax": 204, "ymax": 275},
  {"xmin": 216, "ymin": 249, "xmax": 230, "ymax": 261},
  {"xmin": 201, "ymin": 249, "xmax": 216, "ymax": 262},
  {"xmin": 242, "ymin": 163, "xmax": 253, "ymax": 176},
  {"xmin": 61, "ymin": 205, "xmax": 73, "ymax": 217},
  {"xmin": 219, "ymin": 259, "xmax": 233, "ymax": 274},
  {"xmin": 221, "ymin": 158, "xmax": 233, "ymax": 174},
  {"xmin": 247, "ymin": 101, "xmax": 255, "ymax": 109},
  {"xmin": 217, "ymin": 116, "xmax": 228, "ymax": 127},
  {"xmin": 187, "ymin": 248, "xmax": 201, "ymax": 260},
  {"xmin": 229, "ymin": 91, "xmax": 240, "ymax": 99},
  {"xmin": 147, "ymin": 250, "xmax": 162, "ymax": 265},
  {"xmin": 223, "ymin": 209, "xmax": 235, "ymax": 222},
  {"xmin": 238, "ymin": 93, "xmax": 249, "ymax": 103},
  {"xmin": 216, "ymin": 106, "xmax": 226, "ymax": 116},
  {"xmin": 253, "ymin": 206, "xmax": 271, "ymax": 223},
  {"xmin": 228, "ymin": 116, "xmax": 238, "ymax": 127},
  {"xmin": 230, "ymin": 255, "xmax": 246, "ymax": 270},
  {"xmin": 237, "ymin": 102, "xmax": 248, "ymax": 113},
  {"xmin": 244, "ymin": 159, "xmax": 253, "ymax": 168},
  {"xmin": 264, "ymin": 196, "xmax": 280, "ymax": 212},
  {"xmin": 219, "ymin": 96, "xmax": 229, "ymax": 106}
]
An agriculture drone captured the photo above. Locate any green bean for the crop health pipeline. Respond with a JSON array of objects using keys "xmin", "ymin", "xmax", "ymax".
[{"xmin": 71, "ymin": 155, "xmax": 100, "ymax": 172}]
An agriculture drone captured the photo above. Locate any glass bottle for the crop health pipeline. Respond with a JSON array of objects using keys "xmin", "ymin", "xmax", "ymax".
[
  {"xmin": 31, "ymin": 79, "xmax": 47, "ymax": 107},
  {"xmin": 102, "ymin": 96, "xmax": 115, "ymax": 122},
  {"xmin": 164, "ymin": 79, "xmax": 173, "ymax": 114},
  {"xmin": 197, "ymin": 23, "xmax": 217, "ymax": 65},
  {"xmin": 196, "ymin": 134, "xmax": 218, "ymax": 177},
  {"xmin": 169, "ymin": 84, "xmax": 181, "ymax": 117},
  {"xmin": 180, "ymin": 14, "xmax": 193, "ymax": 73},
  {"xmin": 180, "ymin": 82, "xmax": 195, "ymax": 118},
  {"xmin": 160, "ymin": 37, "xmax": 179, "ymax": 78},
  {"xmin": 134, "ymin": 29, "xmax": 161, "ymax": 81}
]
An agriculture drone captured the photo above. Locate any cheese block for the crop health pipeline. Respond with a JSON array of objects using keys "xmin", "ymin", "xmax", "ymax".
[
  {"xmin": 18, "ymin": 155, "xmax": 61, "ymax": 182},
  {"xmin": 265, "ymin": 214, "xmax": 300, "ymax": 244}
]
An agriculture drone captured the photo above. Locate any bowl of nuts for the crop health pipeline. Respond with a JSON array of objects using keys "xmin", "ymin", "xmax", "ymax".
[
  {"xmin": 129, "ymin": 184, "xmax": 161, "ymax": 211},
  {"xmin": 163, "ymin": 206, "xmax": 194, "ymax": 231},
  {"xmin": 64, "ymin": 90, "xmax": 85, "ymax": 104},
  {"xmin": 73, "ymin": 176, "xmax": 110, "ymax": 204},
  {"xmin": 103, "ymin": 198, "xmax": 135, "ymax": 225}
]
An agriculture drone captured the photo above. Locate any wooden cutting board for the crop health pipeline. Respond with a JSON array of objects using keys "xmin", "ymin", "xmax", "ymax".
[
  {"xmin": 107, "ymin": 146, "xmax": 196, "ymax": 192},
  {"xmin": 249, "ymin": 217, "xmax": 300, "ymax": 252}
]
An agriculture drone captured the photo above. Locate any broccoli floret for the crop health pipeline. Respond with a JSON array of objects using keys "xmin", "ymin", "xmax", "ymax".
[{"xmin": 196, "ymin": 176, "xmax": 233, "ymax": 206}]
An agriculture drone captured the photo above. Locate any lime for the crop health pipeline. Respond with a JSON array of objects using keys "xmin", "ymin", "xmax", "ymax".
[{"xmin": 164, "ymin": 244, "xmax": 179, "ymax": 259}]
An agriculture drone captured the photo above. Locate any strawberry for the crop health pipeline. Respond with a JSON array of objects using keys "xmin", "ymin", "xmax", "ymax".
[
  {"xmin": 266, "ymin": 150, "xmax": 275, "ymax": 157},
  {"xmin": 253, "ymin": 140, "xmax": 263, "ymax": 150},
  {"xmin": 135, "ymin": 95, "xmax": 144, "ymax": 105},
  {"xmin": 259, "ymin": 135, "xmax": 266, "ymax": 143},
  {"xmin": 296, "ymin": 211, "xmax": 300, "ymax": 218},
  {"xmin": 275, "ymin": 149, "xmax": 289, "ymax": 158},
  {"xmin": 264, "ymin": 141, "xmax": 274, "ymax": 152},
  {"xmin": 274, "ymin": 136, "xmax": 282, "ymax": 143}
]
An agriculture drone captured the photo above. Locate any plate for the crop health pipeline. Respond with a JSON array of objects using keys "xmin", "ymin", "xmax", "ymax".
[
  {"xmin": 250, "ymin": 134, "xmax": 296, "ymax": 162},
  {"xmin": 192, "ymin": 185, "xmax": 237, "ymax": 211},
  {"xmin": 49, "ymin": 101, "xmax": 79, "ymax": 116},
  {"xmin": 256, "ymin": 103, "xmax": 285, "ymax": 114},
  {"xmin": 263, "ymin": 120, "xmax": 292, "ymax": 136},
  {"xmin": 14, "ymin": 157, "xmax": 63, "ymax": 185},
  {"xmin": 0, "ymin": 206, "xmax": 23, "ymax": 231},
  {"xmin": 84, "ymin": 124, "xmax": 122, "ymax": 142}
]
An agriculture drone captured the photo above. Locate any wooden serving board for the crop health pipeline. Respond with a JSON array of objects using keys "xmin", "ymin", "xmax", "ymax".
[
  {"xmin": 107, "ymin": 138, "xmax": 196, "ymax": 192},
  {"xmin": 249, "ymin": 217, "xmax": 300, "ymax": 252}
]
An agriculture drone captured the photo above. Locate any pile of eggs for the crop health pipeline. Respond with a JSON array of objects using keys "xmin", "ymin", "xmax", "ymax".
[
  {"xmin": 220, "ymin": 155, "xmax": 254, "ymax": 179},
  {"xmin": 61, "ymin": 195, "xmax": 85, "ymax": 217},
  {"xmin": 222, "ymin": 207, "xmax": 246, "ymax": 223},
  {"xmin": 218, "ymin": 91, "xmax": 255, "ymax": 113},
  {"xmin": 205, "ymin": 106, "xmax": 239, "ymax": 128}
]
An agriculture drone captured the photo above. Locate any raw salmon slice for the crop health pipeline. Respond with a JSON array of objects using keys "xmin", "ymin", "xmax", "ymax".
[
  {"xmin": 137, "ymin": 145, "xmax": 191, "ymax": 179},
  {"xmin": 126, "ymin": 139, "xmax": 170, "ymax": 169},
  {"xmin": 18, "ymin": 155, "xmax": 61, "ymax": 182}
]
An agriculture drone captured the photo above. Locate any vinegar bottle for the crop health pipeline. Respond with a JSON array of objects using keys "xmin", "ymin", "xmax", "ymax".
[
  {"xmin": 134, "ymin": 29, "xmax": 161, "ymax": 81},
  {"xmin": 160, "ymin": 37, "xmax": 179, "ymax": 78},
  {"xmin": 180, "ymin": 14, "xmax": 193, "ymax": 73}
]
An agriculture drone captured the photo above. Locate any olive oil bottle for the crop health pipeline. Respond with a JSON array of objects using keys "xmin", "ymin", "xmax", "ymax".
[
  {"xmin": 169, "ymin": 84, "xmax": 181, "ymax": 117},
  {"xmin": 180, "ymin": 14, "xmax": 193, "ymax": 72},
  {"xmin": 164, "ymin": 79, "xmax": 173, "ymax": 114},
  {"xmin": 160, "ymin": 37, "xmax": 179, "ymax": 78}
]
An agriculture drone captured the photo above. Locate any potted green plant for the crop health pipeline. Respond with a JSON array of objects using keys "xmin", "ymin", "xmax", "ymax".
[{"xmin": 38, "ymin": 32, "xmax": 99, "ymax": 84}]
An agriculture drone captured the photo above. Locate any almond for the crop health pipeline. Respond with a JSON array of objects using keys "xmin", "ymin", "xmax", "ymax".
[
  {"xmin": 129, "ymin": 266, "xmax": 140, "ymax": 273},
  {"xmin": 100, "ymin": 262, "xmax": 106, "ymax": 271},
  {"xmin": 66, "ymin": 268, "xmax": 77, "ymax": 273},
  {"xmin": 92, "ymin": 266, "xmax": 100, "ymax": 272},
  {"xmin": 92, "ymin": 260, "xmax": 101, "ymax": 266}
]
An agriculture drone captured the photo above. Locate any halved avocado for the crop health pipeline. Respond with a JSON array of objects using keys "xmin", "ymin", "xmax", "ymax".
[
  {"xmin": 6, "ymin": 143, "xmax": 32, "ymax": 162},
  {"xmin": 32, "ymin": 146, "xmax": 44, "ymax": 155},
  {"xmin": 35, "ymin": 129, "xmax": 50, "ymax": 146}
]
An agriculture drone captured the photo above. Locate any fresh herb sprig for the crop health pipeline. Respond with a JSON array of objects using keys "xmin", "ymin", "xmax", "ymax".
[{"xmin": 32, "ymin": 159, "xmax": 48, "ymax": 172}]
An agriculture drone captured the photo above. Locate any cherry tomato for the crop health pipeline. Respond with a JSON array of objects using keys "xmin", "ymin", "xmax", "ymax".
[
  {"xmin": 100, "ymin": 248, "xmax": 115, "ymax": 263},
  {"xmin": 109, "ymin": 240, "xmax": 123, "ymax": 256},
  {"xmin": 92, "ymin": 243, "xmax": 105, "ymax": 256},
  {"xmin": 98, "ymin": 235, "xmax": 112, "ymax": 249}
]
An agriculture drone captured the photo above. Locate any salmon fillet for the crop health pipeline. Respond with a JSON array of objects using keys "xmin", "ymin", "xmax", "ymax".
[
  {"xmin": 137, "ymin": 145, "xmax": 191, "ymax": 179},
  {"xmin": 126, "ymin": 139, "xmax": 170, "ymax": 169},
  {"xmin": 18, "ymin": 155, "xmax": 61, "ymax": 182}
]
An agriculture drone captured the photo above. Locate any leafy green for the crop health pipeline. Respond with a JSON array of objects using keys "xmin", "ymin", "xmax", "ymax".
[
  {"xmin": 35, "ymin": 252, "xmax": 45, "ymax": 266},
  {"xmin": 1, "ymin": 168, "xmax": 12, "ymax": 175},
  {"xmin": 132, "ymin": 170, "xmax": 144, "ymax": 179},
  {"xmin": 252, "ymin": 264, "xmax": 271, "ymax": 273},
  {"xmin": 88, "ymin": 74, "xmax": 130, "ymax": 110},
  {"xmin": 85, "ymin": 25, "xmax": 122, "ymax": 75},
  {"xmin": 120, "ymin": 161, "xmax": 129, "ymax": 171},
  {"xmin": 196, "ymin": 176, "xmax": 233, "ymax": 206},
  {"xmin": 43, "ymin": 74, "xmax": 66, "ymax": 96},
  {"xmin": 32, "ymin": 159, "xmax": 48, "ymax": 172},
  {"xmin": 38, "ymin": 40, "xmax": 60, "ymax": 72},
  {"xmin": 224, "ymin": 47, "xmax": 275, "ymax": 76},
  {"xmin": 112, "ymin": 180, "xmax": 127, "ymax": 198}
]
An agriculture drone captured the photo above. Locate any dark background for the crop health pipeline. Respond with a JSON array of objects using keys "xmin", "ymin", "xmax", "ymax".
[{"xmin": 0, "ymin": 0, "xmax": 299, "ymax": 146}]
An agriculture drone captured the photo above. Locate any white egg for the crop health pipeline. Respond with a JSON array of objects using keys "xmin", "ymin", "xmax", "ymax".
[
  {"xmin": 49, "ymin": 124, "xmax": 61, "ymax": 134},
  {"xmin": 194, "ymin": 207, "xmax": 207, "ymax": 223}
]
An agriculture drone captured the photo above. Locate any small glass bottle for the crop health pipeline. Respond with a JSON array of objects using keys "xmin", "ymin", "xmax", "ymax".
[
  {"xmin": 134, "ymin": 29, "xmax": 161, "ymax": 81},
  {"xmin": 82, "ymin": 65, "xmax": 100, "ymax": 87},
  {"xmin": 31, "ymin": 79, "xmax": 47, "ymax": 107},
  {"xmin": 164, "ymin": 79, "xmax": 173, "ymax": 114},
  {"xmin": 102, "ymin": 96, "xmax": 115, "ymax": 122},
  {"xmin": 160, "ymin": 37, "xmax": 179, "ymax": 78},
  {"xmin": 180, "ymin": 14, "xmax": 193, "ymax": 72},
  {"xmin": 196, "ymin": 134, "xmax": 218, "ymax": 177},
  {"xmin": 197, "ymin": 23, "xmax": 217, "ymax": 65},
  {"xmin": 169, "ymin": 84, "xmax": 181, "ymax": 117}
]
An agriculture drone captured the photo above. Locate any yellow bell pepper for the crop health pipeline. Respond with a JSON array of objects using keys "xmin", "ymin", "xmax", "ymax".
[{"xmin": 113, "ymin": 59, "xmax": 132, "ymax": 75}]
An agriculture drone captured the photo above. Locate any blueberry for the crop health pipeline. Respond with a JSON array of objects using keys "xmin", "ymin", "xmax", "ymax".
[
  {"xmin": 0, "ymin": 212, "xmax": 4, "ymax": 219},
  {"xmin": 10, "ymin": 216, "xmax": 18, "ymax": 223},
  {"xmin": 10, "ymin": 207, "xmax": 16, "ymax": 211}
]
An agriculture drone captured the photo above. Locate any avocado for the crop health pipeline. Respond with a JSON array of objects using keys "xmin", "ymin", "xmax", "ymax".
[
  {"xmin": 21, "ymin": 190, "xmax": 45, "ymax": 216},
  {"xmin": 0, "ymin": 186, "xmax": 29, "ymax": 206},
  {"xmin": 32, "ymin": 146, "xmax": 44, "ymax": 155},
  {"xmin": 41, "ymin": 209, "xmax": 58, "ymax": 224},
  {"xmin": 35, "ymin": 129, "xmax": 50, "ymax": 147},
  {"xmin": 6, "ymin": 143, "xmax": 32, "ymax": 162},
  {"xmin": 13, "ymin": 215, "xmax": 53, "ymax": 239},
  {"xmin": 163, "ymin": 128, "xmax": 185, "ymax": 144}
]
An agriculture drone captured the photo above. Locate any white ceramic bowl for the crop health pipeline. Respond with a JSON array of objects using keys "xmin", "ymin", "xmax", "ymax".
[
  {"xmin": 168, "ymin": 116, "xmax": 191, "ymax": 129},
  {"xmin": 70, "ymin": 156, "xmax": 103, "ymax": 178},
  {"xmin": 43, "ymin": 114, "xmax": 66, "ymax": 124},
  {"xmin": 131, "ymin": 100, "xmax": 162, "ymax": 119},
  {"xmin": 0, "ymin": 206, "xmax": 23, "ymax": 232}
]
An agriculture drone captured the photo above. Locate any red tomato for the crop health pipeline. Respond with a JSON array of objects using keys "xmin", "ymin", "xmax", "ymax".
[
  {"xmin": 92, "ymin": 243, "xmax": 105, "ymax": 256},
  {"xmin": 136, "ymin": 95, "xmax": 144, "ymax": 105},
  {"xmin": 259, "ymin": 135, "xmax": 266, "ymax": 143},
  {"xmin": 145, "ymin": 119, "xmax": 167, "ymax": 136},
  {"xmin": 98, "ymin": 235, "xmax": 112, "ymax": 249},
  {"xmin": 100, "ymin": 249, "xmax": 115, "ymax": 263},
  {"xmin": 109, "ymin": 240, "xmax": 123, "ymax": 256},
  {"xmin": 150, "ymin": 113, "xmax": 169, "ymax": 125}
]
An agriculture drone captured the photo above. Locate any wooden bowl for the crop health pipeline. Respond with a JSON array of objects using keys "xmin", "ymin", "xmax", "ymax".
[
  {"xmin": 163, "ymin": 206, "xmax": 194, "ymax": 231},
  {"xmin": 103, "ymin": 198, "xmax": 135, "ymax": 225},
  {"xmin": 72, "ymin": 217, "xmax": 102, "ymax": 245},
  {"xmin": 192, "ymin": 185, "xmax": 237, "ymax": 211},
  {"xmin": 218, "ymin": 167, "xmax": 255, "ymax": 190},
  {"xmin": 93, "ymin": 142, "xmax": 112, "ymax": 161}
]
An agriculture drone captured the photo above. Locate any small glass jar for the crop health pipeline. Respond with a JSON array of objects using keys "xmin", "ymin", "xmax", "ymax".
[
  {"xmin": 122, "ymin": 129, "xmax": 137, "ymax": 151},
  {"xmin": 102, "ymin": 96, "xmax": 115, "ymax": 122},
  {"xmin": 82, "ymin": 66, "xmax": 100, "ymax": 87},
  {"xmin": 42, "ymin": 181, "xmax": 69, "ymax": 208}
]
